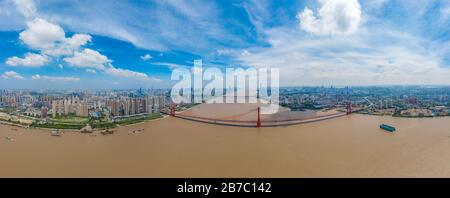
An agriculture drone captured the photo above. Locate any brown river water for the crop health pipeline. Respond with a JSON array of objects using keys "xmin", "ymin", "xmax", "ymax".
[{"xmin": 1, "ymin": 114, "xmax": 450, "ymax": 178}]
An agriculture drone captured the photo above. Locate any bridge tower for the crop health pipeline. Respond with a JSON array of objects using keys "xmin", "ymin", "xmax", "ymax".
[
  {"xmin": 346, "ymin": 101, "xmax": 352, "ymax": 115},
  {"xmin": 346, "ymin": 86, "xmax": 352, "ymax": 115},
  {"xmin": 257, "ymin": 107, "xmax": 261, "ymax": 128},
  {"xmin": 170, "ymin": 103, "xmax": 176, "ymax": 116}
]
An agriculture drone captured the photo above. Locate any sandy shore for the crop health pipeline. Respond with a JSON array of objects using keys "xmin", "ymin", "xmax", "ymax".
[{"xmin": 1, "ymin": 113, "xmax": 450, "ymax": 178}]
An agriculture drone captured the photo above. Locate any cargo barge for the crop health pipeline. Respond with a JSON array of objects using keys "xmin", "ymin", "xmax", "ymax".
[{"xmin": 380, "ymin": 124, "xmax": 396, "ymax": 132}]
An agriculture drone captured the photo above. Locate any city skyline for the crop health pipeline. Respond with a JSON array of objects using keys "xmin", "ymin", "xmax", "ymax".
[
  {"xmin": 2, "ymin": 85, "xmax": 450, "ymax": 130},
  {"xmin": 2, "ymin": 0, "xmax": 450, "ymax": 89}
]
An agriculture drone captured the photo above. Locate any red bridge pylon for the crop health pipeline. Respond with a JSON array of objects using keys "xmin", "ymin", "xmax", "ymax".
[
  {"xmin": 170, "ymin": 103, "xmax": 176, "ymax": 116},
  {"xmin": 346, "ymin": 101, "xmax": 352, "ymax": 115},
  {"xmin": 257, "ymin": 107, "xmax": 261, "ymax": 128}
]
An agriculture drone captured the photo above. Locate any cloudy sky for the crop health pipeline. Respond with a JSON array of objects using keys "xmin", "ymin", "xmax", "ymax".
[{"xmin": 1, "ymin": 0, "xmax": 450, "ymax": 89}]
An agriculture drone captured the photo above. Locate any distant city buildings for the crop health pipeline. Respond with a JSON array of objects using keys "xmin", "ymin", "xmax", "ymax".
[
  {"xmin": 49, "ymin": 95, "xmax": 167, "ymax": 118},
  {"xmin": 51, "ymin": 97, "xmax": 89, "ymax": 117},
  {"xmin": 106, "ymin": 95, "xmax": 167, "ymax": 117},
  {"xmin": 278, "ymin": 86, "xmax": 450, "ymax": 117},
  {"xmin": 2, "ymin": 87, "xmax": 450, "ymax": 122},
  {"xmin": 0, "ymin": 89, "xmax": 170, "ymax": 128},
  {"xmin": 41, "ymin": 107, "xmax": 48, "ymax": 118}
]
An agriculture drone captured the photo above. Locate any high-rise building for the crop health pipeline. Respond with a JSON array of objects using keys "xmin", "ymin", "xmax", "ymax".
[
  {"xmin": 51, "ymin": 97, "xmax": 89, "ymax": 117},
  {"xmin": 52, "ymin": 100, "xmax": 57, "ymax": 118},
  {"xmin": 76, "ymin": 100, "xmax": 89, "ymax": 117},
  {"xmin": 41, "ymin": 107, "xmax": 48, "ymax": 118}
]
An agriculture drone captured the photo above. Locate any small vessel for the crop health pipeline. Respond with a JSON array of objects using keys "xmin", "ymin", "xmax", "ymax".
[
  {"xmin": 128, "ymin": 129, "xmax": 144, "ymax": 135},
  {"xmin": 4, "ymin": 136, "xmax": 13, "ymax": 141},
  {"xmin": 80, "ymin": 124, "xmax": 93, "ymax": 133},
  {"xmin": 50, "ymin": 129, "xmax": 62, "ymax": 137},
  {"xmin": 380, "ymin": 124, "xmax": 396, "ymax": 132},
  {"xmin": 101, "ymin": 128, "xmax": 114, "ymax": 135}
]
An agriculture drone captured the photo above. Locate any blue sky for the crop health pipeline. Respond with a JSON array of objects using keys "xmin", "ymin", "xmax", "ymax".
[{"xmin": 1, "ymin": 0, "xmax": 450, "ymax": 89}]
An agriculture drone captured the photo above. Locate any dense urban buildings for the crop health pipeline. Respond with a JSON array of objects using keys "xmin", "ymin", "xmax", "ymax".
[
  {"xmin": 51, "ymin": 97, "xmax": 88, "ymax": 117},
  {"xmin": 106, "ymin": 95, "xmax": 166, "ymax": 117},
  {"xmin": 0, "ymin": 89, "xmax": 170, "ymax": 128}
]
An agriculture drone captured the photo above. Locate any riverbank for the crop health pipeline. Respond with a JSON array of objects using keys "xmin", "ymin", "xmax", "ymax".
[{"xmin": 22, "ymin": 113, "xmax": 163, "ymax": 132}]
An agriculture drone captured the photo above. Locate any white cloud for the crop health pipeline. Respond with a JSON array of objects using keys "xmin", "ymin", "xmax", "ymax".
[
  {"xmin": 216, "ymin": 49, "xmax": 234, "ymax": 56},
  {"xmin": 19, "ymin": 18, "xmax": 65, "ymax": 49},
  {"xmin": 297, "ymin": 0, "xmax": 362, "ymax": 36},
  {"xmin": 13, "ymin": 0, "xmax": 36, "ymax": 18},
  {"xmin": 366, "ymin": 0, "xmax": 389, "ymax": 9},
  {"xmin": 235, "ymin": 0, "xmax": 450, "ymax": 86},
  {"xmin": 19, "ymin": 17, "xmax": 92, "ymax": 57},
  {"xmin": 85, "ymin": 69, "xmax": 97, "ymax": 74},
  {"xmin": 1, "ymin": 71, "xmax": 24, "ymax": 80},
  {"xmin": 241, "ymin": 50, "xmax": 251, "ymax": 57},
  {"xmin": 43, "ymin": 33, "xmax": 92, "ymax": 56},
  {"xmin": 151, "ymin": 62, "xmax": 188, "ymax": 70},
  {"xmin": 6, "ymin": 53, "xmax": 49, "ymax": 67},
  {"xmin": 140, "ymin": 54, "xmax": 152, "ymax": 61},
  {"xmin": 105, "ymin": 67, "xmax": 157, "ymax": 81},
  {"xmin": 62, "ymin": 47, "xmax": 155, "ymax": 82},
  {"xmin": 31, "ymin": 74, "xmax": 80, "ymax": 82},
  {"xmin": 63, "ymin": 49, "xmax": 110, "ymax": 70},
  {"xmin": 65, "ymin": 34, "xmax": 92, "ymax": 48},
  {"xmin": 15, "ymin": 0, "xmax": 240, "ymax": 53},
  {"xmin": 237, "ymin": 26, "xmax": 450, "ymax": 86},
  {"xmin": 440, "ymin": 6, "xmax": 450, "ymax": 21},
  {"xmin": 215, "ymin": 49, "xmax": 252, "ymax": 58},
  {"xmin": 30, "ymin": 74, "xmax": 40, "ymax": 80}
]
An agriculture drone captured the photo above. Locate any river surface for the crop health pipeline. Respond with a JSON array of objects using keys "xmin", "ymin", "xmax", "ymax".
[{"xmin": 1, "ymin": 114, "xmax": 450, "ymax": 177}]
